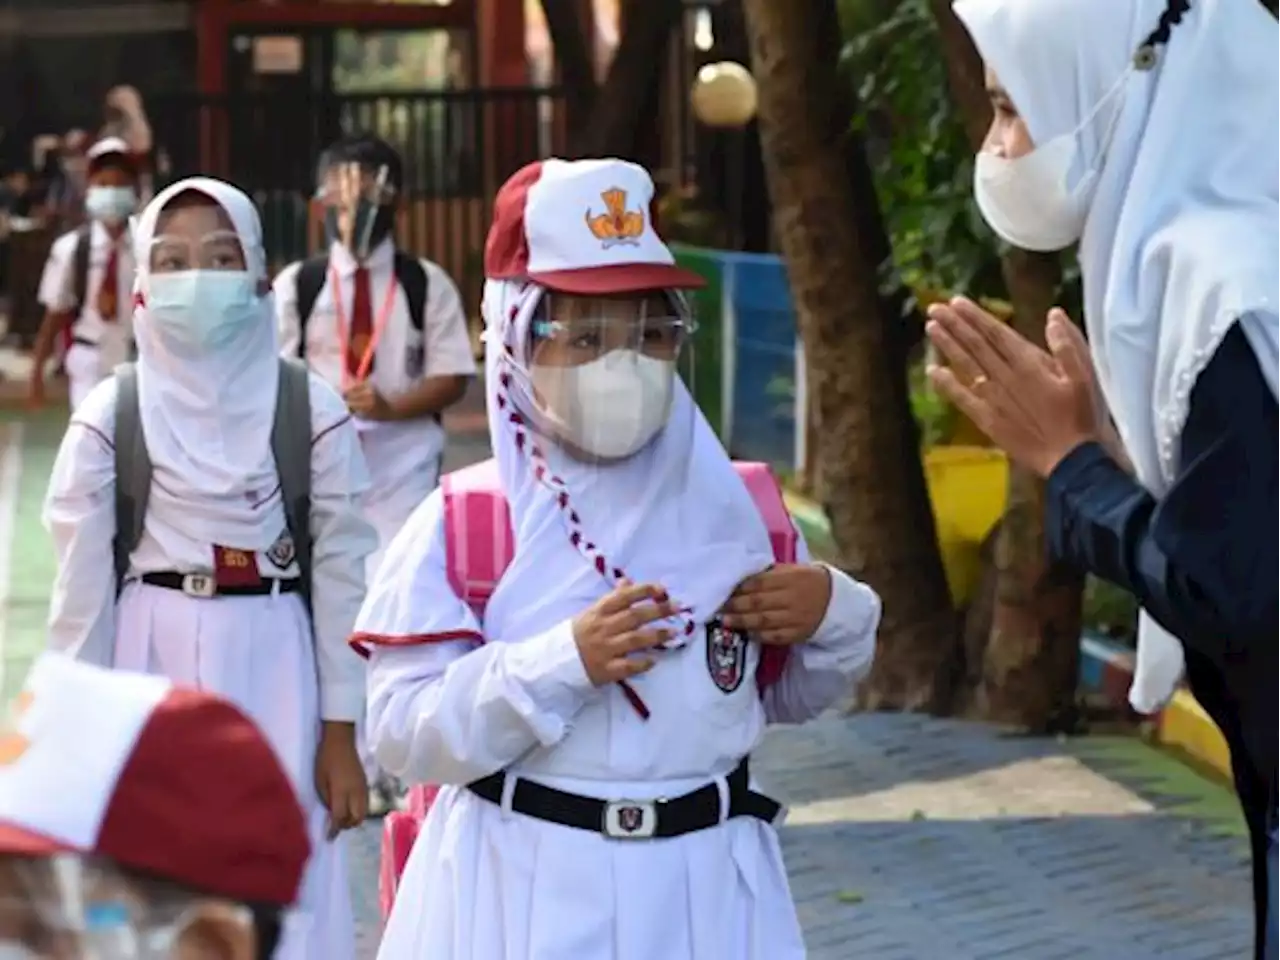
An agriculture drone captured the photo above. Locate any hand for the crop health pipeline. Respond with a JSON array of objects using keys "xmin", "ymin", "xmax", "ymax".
[
  {"xmin": 314, "ymin": 721, "xmax": 368, "ymax": 840},
  {"xmin": 343, "ymin": 380, "xmax": 393, "ymax": 421},
  {"xmin": 925, "ymin": 298, "xmax": 1098, "ymax": 478},
  {"xmin": 572, "ymin": 581, "xmax": 678, "ymax": 686},
  {"xmin": 27, "ymin": 376, "xmax": 45, "ymax": 411},
  {"xmin": 720, "ymin": 563, "xmax": 832, "ymax": 646},
  {"xmin": 1047, "ymin": 318, "xmax": 1135, "ymax": 475}
]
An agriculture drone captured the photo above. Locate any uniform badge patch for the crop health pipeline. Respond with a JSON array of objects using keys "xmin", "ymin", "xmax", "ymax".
[
  {"xmin": 705, "ymin": 618, "xmax": 747, "ymax": 693},
  {"xmin": 265, "ymin": 530, "xmax": 296, "ymax": 571}
]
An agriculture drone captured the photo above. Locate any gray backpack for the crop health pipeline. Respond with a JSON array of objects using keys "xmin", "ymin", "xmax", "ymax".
[{"xmin": 112, "ymin": 358, "xmax": 315, "ymax": 614}]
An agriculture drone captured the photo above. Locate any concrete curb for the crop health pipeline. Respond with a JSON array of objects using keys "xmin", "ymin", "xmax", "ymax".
[{"xmin": 784, "ymin": 488, "xmax": 1233, "ymax": 784}]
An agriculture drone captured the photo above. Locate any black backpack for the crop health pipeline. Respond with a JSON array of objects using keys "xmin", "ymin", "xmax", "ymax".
[
  {"xmin": 293, "ymin": 251, "xmax": 428, "ymax": 358},
  {"xmin": 112, "ymin": 358, "xmax": 315, "ymax": 616},
  {"xmin": 70, "ymin": 223, "xmax": 93, "ymax": 311}
]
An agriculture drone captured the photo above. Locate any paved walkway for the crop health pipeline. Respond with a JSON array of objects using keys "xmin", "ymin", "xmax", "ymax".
[{"xmin": 0, "ymin": 404, "xmax": 1253, "ymax": 959}]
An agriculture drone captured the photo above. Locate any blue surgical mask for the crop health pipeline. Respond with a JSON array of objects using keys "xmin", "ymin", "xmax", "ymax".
[
  {"xmin": 146, "ymin": 271, "xmax": 260, "ymax": 349},
  {"xmin": 85, "ymin": 185, "xmax": 138, "ymax": 224}
]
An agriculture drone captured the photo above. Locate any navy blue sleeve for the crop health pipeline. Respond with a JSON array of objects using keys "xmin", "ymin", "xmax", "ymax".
[{"xmin": 1044, "ymin": 325, "xmax": 1278, "ymax": 657}]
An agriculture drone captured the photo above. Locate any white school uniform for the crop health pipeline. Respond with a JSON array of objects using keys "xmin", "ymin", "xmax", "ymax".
[
  {"xmin": 42, "ymin": 178, "xmax": 376, "ymax": 960},
  {"xmin": 354, "ymin": 159, "xmax": 883, "ymax": 960},
  {"xmin": 274, "ymin": 239, "xmax": 478, "ymax": 579},
  {"xmin": 37, "ymin": 220, "xmax": 135, "ymax": 410}
]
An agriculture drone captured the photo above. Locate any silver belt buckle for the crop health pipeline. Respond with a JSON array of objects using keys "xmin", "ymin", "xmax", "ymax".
[
  {"xmin": 181, "ymin": 573, "xmax": 217, "ymax": 599},
  {"xmin": 602, "ymin": 800, "xmax": 659, "ymax": 839}
]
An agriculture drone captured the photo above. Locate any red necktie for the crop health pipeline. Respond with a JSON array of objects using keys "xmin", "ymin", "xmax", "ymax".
[
  {"xmin": 347, "ymin": 266, "xmax": 374, "ymax": 380},
  {"xmin": 97, "ymin": 245, "xmax": 119, "ymax": 322}
]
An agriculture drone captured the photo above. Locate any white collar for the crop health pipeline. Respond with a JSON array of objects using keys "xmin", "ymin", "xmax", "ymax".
[{"xmin": 328, "ymin": 236, "xmax": 394, "ymax": 276}]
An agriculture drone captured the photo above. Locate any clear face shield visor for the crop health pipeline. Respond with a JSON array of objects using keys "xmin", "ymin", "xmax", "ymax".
[
  {"xmin": 0, "ymin": 854, "xmax": 249, "ymax": 959},
  {"xmin": 315, "ymin": 161, "xmax": 397, "ymax": 260}
]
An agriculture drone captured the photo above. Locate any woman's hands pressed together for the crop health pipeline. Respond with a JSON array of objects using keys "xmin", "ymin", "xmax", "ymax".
[{"xmin": 924, "ymin": 297, "xmax": 1101, "ymax": 478}]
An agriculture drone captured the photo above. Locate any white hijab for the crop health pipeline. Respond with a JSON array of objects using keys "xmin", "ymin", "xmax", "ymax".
[
  {"xmin": 476, "ymin": 279, "xmax": 777, "ymax": 646},
  {"xmin": 131, "ymin": 177, "xmax": 283, "ymax": 548},
  {"xmin": 955, "ymin": 0, "xmax": 1279, "ymax": 711}
]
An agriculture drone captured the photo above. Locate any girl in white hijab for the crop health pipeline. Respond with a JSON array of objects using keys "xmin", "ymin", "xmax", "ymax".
[
  {"xmin": 354, "ymin": 157, "xmax": 882, "ymax": 959},
  {"xmin": 42, "ymin": 177, "xmax": 378, "ymax": 959},
  {"xmin": 923, "ymin": 1, "xmax": 1277, "ymax": 956}
]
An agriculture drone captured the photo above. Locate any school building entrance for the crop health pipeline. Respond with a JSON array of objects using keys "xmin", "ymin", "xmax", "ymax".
[{"xmin": 148, "ymin": 0, "xmax": 566, "ymax": 310}]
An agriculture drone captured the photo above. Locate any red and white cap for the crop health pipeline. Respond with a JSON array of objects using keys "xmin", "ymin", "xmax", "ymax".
[
  {"xmin": 86, "ymin": 136, "xmax": 134, "ymax": 174},
  {"xmin": 0, "ymin": 654, "xmax": 309, "ymax": 907},
  {"xmin": 484, "ymin": 158, "xmax": 706, "ymax": 295}
]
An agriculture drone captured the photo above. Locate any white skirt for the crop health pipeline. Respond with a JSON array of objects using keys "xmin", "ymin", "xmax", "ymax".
[
  {"xmin": 115, "ymin": 582, "xmax": 355, "ymax": 960},
  {"xmin": 378, "ymin": 782, "xmax": 807, "ymax": 960}
]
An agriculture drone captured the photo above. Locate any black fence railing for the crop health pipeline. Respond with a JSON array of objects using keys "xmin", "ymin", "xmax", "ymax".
[{"xmin": 146, "ymin": 87, "xmax": 566, "ymax": 298}]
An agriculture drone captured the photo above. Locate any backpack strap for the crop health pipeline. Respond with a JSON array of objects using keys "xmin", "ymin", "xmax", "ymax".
[
  {"xmin": 440, "ymin": 459, "xmax": 796, "ymax": 693},
  {"xmin": 272, "ymin": 358, "xmax": 314, "ymax": 615},
  {"xmin": 730, "ymin": 462, "xmax": 797, "ymax": 693},
  {"xmin": 393, "ymin": 252, "xmax": 428, "ymax": 333},
  {"xmin": 71, "ymin": 223, "xmax": 93, "ymax": 310},
  {"xmin": 293, "ymin": 256, "xmax": 329, "ymax": 358},
  {"xmin": 441, "ymin": 459, "xmax": 513, "ymax": 620},
  {"xmin": 112, "ymin": 364, "xmax": 151, "ymax": 593}
]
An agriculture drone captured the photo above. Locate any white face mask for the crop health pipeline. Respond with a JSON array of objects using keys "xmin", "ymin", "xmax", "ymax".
[
  {"xmin": 85, "ymin": 186, "xmax": 138, "ymax": 224},
  {"xmin": 146, "ymin": 271, "xmax": 261, "ymax": 350},
  {"xmin": 972, "ymin": 70, "xmax": 1130, "ymax": 252},
  {"xmin": 533, "ymin": 350, "xmax": 675, "ymax": 460}
]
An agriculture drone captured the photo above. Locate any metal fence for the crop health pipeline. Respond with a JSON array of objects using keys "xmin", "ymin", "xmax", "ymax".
[{"xmin": 146, "ymin": 87, "xmax": 566, "ymax": 304}]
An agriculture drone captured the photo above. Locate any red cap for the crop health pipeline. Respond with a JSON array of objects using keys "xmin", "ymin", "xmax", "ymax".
[
  {"xmin": 0, "ymin": 654, "xmax": 309, "ymax": 907},
  {"xmin": 484, "ymin": 159, "xmax": 706, "ymax": 295}
]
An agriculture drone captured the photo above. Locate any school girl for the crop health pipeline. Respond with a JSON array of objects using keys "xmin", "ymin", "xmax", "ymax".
[
  {"xmin": 354, "ymin": 158, "xmax": 883, "ymax": 959},
  {"xmin": 42, "ymin": 177, "xmax": 376, "ymax": 959}
]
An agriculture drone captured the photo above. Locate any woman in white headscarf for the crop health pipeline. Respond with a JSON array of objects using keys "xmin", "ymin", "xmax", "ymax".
[
  {"xmin": 923, "ymin": 1, "xmax": 1277, "ymax": 956},
  {"xmin": 42, "ymin": 177, "xmax": 378, "ymax": 959},
  {"xmin": 354, "ymin": 157, "xmax": 882, "ymax": 959}
]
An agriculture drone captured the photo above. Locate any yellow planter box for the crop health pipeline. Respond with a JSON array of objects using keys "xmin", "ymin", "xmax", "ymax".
[{"xmin": 923, "ymin": 446, "xmax": 1009, "ymax": 604}]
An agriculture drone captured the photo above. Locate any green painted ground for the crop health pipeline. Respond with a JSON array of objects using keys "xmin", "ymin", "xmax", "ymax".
[{"xmin": 0, "ymin": 409, "xmax": 64, "ymax": 702}]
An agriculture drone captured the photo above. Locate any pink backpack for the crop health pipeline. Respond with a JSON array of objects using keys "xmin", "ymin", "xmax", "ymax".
[{"xmin": 377, "ymin": 458, "xmax": 797, "ymax": 921}]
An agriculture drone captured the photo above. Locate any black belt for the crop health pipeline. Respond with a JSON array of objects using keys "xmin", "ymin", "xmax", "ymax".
[
  {"xmin": 466, "ymin": 758, "xmax": 782, "ymax": 840},
  {"xmin": 139, "ymin": 571, "xmax": 302, "ymax": 598}
]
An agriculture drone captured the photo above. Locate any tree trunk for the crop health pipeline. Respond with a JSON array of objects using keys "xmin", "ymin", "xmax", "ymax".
[
  {"xmin": 576, "ymin": 0, "xmax": 683, "ymax": 159},
  {"xmin": 742, "ymin": 0, "xmax": 957, "ymax": 711},
  {"xmin": 929, "ymin": 0, "xmax": 1085, "ymax": 731},
  {"xmin": 538, "ymin": 0, "xmax": 600, "ymax": 141},
  {"xmin": 538, "ymin": 0, "xmax": 684, "ymax": 160}
]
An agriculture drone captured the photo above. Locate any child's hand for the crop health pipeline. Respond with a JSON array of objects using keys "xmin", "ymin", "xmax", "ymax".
[
  {"xmin": 720, "ymin": 564, "xmax": 832, "ymax": 646},
  {"xmin": 315, "ymin": 721, "xmax": 368, "ymax": 840}
]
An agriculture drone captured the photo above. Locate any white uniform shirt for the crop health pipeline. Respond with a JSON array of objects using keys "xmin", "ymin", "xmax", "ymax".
[
  {"xmin": 274, "ymin": 239, "xmax": 477, "ymax": 507},
  {"xmin": 37, "ymin": 221, "xmax": 136, "ymax": 378},
  {"xmin": 42, "ymin": 372, "xmax": 376, "ymax": 722}
]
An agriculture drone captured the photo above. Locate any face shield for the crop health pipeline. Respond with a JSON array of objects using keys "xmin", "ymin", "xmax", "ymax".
[
  {"xmin": 316, "ymin": 160, "xmax": 397, "ymax": 261},
  {"xmin": 0, "ymin": 854, "xmax": 250, "ymax": 959},
  {"xmin": 495, "ymin": 286, "xmax": 705, "ymax": 625}
]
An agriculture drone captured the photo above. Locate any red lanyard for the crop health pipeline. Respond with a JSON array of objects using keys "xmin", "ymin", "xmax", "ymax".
[{"xmin": 330, "ymin": 266, "xmax": 398, "ymax": 389}]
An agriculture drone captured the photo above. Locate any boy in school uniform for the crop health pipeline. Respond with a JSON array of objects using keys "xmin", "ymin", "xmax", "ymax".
[
  {"xmin": 0, "ymin": 652, "xmax": 309, "ymax": 959},
  {"xmin": 43, "ymin": 177, "xmax": 374, "ymax": 959},
  {"xmin": 274, "ymin": 133, "xmax": 477, "ymax": 813},
  {"xmin": 30, "ymin": 136, "xmax": 139, "ymax": 412}
]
